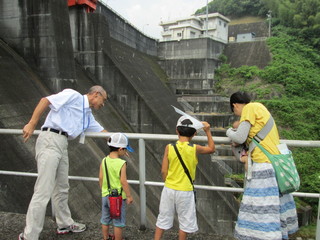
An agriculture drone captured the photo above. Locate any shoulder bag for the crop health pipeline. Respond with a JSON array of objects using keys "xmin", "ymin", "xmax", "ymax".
[
  {"xmin": 251, "ymin": 138, "xmax": 300, "ymax": 194},
  {"xmin": 248, "ymin": 116, "xmax": 300, "ymax": 194},
  {"xmin": 104, "ymin": 158, "xmax": 123, "ymax": 219}
]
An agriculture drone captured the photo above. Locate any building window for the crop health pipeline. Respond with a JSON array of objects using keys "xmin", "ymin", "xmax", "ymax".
[
  {"xmin": 224, "ymin": 23, "xmax": 226, "ymax": 28},
  {"xmin": 219, "ymin": 20, "xmax": 221, "ymax": 25},
  {"xmin": 190, "ymin": 31, "xmax": 196, "ymax": 38},
  {"xmin": 177, "ymin": 32, "xmax": 182, "ymax": 37}
]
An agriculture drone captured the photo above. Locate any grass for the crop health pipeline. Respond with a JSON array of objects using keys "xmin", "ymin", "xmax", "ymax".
[{"xmin": 291, "ymin": 224, "xmax": 316, "ymax": 239}]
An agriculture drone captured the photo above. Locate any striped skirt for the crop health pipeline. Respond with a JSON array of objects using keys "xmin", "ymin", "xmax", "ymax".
[{"xmin": 234, "ymin": 163, "xmax": 299, "ymax": 240}]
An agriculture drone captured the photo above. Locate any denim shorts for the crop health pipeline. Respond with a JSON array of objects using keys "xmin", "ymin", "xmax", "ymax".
[{"xmin": 101, "ymin": 195, "xmax": 126, "ymax": 227}]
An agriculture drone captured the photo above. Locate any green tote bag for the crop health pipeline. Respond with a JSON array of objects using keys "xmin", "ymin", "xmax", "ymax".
[{"xmin": 252, "ymin": 139, "xmax": 300, "ymax": 194}]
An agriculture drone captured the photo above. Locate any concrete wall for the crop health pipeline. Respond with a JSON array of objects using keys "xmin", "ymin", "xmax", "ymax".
[
  {"xmin": 0, "ymin": 0, "xmax": 175, "ymax": 230},
  {"xmin": 224, "ymin": 40, "xmax": 271, "ymax": 69},
  {"xmin": 68, "ymin": 7, "xmax": 179, "ymax": 134},
  {"xmin": 158, "ymin": 38, "xmax": 225, "ymax": 60},
  {"xmin": 0, "ymin": 0, "xmax": 76, "ymax": 92},
  {"xmin": 95, "ymin": 2, "xmax": 158, "ymax": 56},
  {"xmin": 228, "ymin": 21, "xmax": 268, "ymax": 39},
  {"xmin": 0, "ymin": 0, "xmax": 239, "ymax": 235}
]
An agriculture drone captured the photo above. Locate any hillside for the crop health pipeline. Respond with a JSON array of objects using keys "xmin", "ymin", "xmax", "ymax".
[{"xmin": 215, "ymin": 22, "xmax": 320, "ymax": 239}]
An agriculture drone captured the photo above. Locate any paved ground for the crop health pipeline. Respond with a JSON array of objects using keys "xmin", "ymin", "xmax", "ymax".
[{"xmin": 1, "ymin": 211, "xmax": 236, "ymax": 240}]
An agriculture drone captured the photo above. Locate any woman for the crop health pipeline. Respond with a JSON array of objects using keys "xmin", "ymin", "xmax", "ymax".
[{"xmin": 226, "ymin": 92, "xmax": 298, "ymax": 240}]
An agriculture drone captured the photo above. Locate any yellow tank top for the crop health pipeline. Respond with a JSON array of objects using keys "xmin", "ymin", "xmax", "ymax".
[
  {"xmin": 240, "ymin": 102, "xmax": 280, "ymax": 163},
  {"xmin": 165, "ymin": 141, "xmax": 198, "ymax": 191}
]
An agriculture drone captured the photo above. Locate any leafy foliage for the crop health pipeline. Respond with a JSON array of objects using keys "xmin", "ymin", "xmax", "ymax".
[
  {"xmin": 195, "ymin": 0, "xmax": 267, "ymax": 17},
  {"xmin": 197, "ymin": 0, "xmax": 320, "ymax": 226},
  {"xmin": 213, "ymin": 20, "xmax": 320, "ymax": 220},
  {"xmin": 262, "ymin": 99, "xmax": 320, "ymax": 207},
  {"xmin": 196, "ymin": 0, "xmax": 320, "ymax": 48},
  {"xmin": 261, "ymin": 27, "xmax": 320, "ymax": 98}
]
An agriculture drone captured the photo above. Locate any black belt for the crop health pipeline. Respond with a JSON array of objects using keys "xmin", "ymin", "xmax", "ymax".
[{"xmin": 42, "ymin": 127, "xmax": 68, "ymax": 137}]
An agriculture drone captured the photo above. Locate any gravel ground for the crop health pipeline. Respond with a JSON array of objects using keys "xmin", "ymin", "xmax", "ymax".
[
  {"xmin": 1, "ymin": 211, "xmax": 236, "ymax": 240},
  {"xmin": 2, "ymin": 211, "xmax": 310, "ymax": 240}
]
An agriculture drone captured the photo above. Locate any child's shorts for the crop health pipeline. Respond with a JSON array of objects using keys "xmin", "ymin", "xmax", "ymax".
[
  {"xmin": 101, "ymin": 195, "xmax": 126, "ymax": 227},
  {"xmin": 156, "ymin": 186, "xmax": 198, "ymax": 233}
]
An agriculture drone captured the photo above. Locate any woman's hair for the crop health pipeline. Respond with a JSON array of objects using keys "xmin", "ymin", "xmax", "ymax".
[{"xmin": 230, "ymin": 91, "xmax": 251, "ymax": 112}]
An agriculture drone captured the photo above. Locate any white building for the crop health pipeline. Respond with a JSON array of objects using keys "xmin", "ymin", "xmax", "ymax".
[
  {"xmin": 159, "ymin": 13, "xmax": 230, "ymax": 43},
  {"xmin": 236, "ymin": 32, "xmax": 256, "ymax": 42}
]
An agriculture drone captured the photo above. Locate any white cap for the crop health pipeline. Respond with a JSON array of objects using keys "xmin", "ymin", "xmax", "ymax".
[
  {"xmin": 176, "ymin": 116, "xmax": 196, "ymax": 129},
  {"xmin": 107, "ymin": 132, "xmax": 134, "ymax": 152},
  {"xmin": 172, "ymin": 105, "xmax": 204, "ymax": 130}
]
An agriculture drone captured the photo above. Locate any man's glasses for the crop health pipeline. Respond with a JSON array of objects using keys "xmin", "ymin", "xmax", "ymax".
[{"xmin": 98, "ymin": 92, "xmax": 107, "ymax": 103}]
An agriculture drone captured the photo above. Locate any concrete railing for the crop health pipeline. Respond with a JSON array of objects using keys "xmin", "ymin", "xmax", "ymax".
[{"xmin": 0, "ymin": 129, "xmax": 320, "ymax": 238}]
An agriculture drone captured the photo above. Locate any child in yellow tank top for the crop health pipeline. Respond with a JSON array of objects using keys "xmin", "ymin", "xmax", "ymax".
[{"xmin": 154, "ymin": 116, "xmax": 215, "ymax": 240}]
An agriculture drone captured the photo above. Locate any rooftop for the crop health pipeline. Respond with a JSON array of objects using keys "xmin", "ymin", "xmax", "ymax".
[{"xmin": 159, "ymin": 13, "xmax": 230, "ymax": 26}]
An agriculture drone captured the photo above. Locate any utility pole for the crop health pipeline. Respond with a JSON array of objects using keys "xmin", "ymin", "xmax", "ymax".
[
  {"xmin": 143, "ymin": 24, "xmax": 149, "ymax": 34},
  {"xmin": 205, "ymin": 0, "xmax": 209, "ymax": 83},
  {"xmin": 206, "ymin": 0, "xmax": 208, "ymax": 37},
  {"xmin": 267, "ymin": 10, "xmax": 272, "ymax": 37}
]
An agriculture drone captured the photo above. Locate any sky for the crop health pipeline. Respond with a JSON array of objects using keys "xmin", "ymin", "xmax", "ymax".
[{"xmin": 100, "ymin": 0, "xmax": 208, "ymax": 39}]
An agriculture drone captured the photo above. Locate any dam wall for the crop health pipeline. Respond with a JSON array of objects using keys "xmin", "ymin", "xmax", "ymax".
[
  {"xmin": 0, "ymin": 0, "xmax": 239, "ymax": 235},
  {"xmin": 0, "ymin": 0, "xmax": 76, "ymax": 91},
  {"xmin": 95, "ymin": 3, "xmax": 158, "ymax": 56}
]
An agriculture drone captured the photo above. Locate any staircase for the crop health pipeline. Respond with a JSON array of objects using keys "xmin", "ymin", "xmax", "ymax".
[{"xmin": 179, "ymin": 93, "xmax": 244, "ymax": 189}]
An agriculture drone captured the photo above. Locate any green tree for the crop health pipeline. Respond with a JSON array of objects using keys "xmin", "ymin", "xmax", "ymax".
[{"xmin": 196, "ymin": 0, "xmax": 266, "ymax": 17}]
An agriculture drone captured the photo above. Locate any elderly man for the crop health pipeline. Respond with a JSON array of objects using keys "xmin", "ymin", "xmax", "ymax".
[{"xmin": 19, "ymin": 86, "xmax": 108, "ymax": 240}]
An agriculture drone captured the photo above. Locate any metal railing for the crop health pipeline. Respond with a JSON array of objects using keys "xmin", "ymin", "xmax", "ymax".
[{"xmin": 0, "ymin": 129, "xmax": 320, "ymax": 238}]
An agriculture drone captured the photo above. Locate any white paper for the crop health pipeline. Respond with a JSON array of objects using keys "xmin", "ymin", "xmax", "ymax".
[{"xmin": 172, "ymin": 105, "xmax": 204, "ymax": 130}]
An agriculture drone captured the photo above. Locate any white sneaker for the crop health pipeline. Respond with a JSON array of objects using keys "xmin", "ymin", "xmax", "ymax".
[{"xmin": 57, "ymin": 222, "xmax": 86, "ymax": 234}]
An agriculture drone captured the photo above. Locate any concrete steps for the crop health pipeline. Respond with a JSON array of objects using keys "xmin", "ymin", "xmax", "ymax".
[{"xmin": 178, "ymin": 93, "xmax": 242, "ymax": 177}]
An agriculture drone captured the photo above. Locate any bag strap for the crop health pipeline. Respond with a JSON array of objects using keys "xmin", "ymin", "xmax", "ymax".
[
  {"xmin": 103, "ymin": 157, "xmax": 123, "ymax": 195},
  {"xmin": 172, "ymin": 143, "xmax": 194, "ymax": 190},
  {"xmin": 247, "ymin": 115, "xmax": 275, "ymax": 179},
  {"xmin": 253, "ymin": 115, "xmax": 275, "ymax": 143},
  {"xmin": 103, "ymin": 158, "xmax": 111, "ymax": 192},
  {"xmin": 248, "ymin": 115, "xmax": 274, "ymax": 152},
  {"xmin": 251, "ymin": 138, "xmax": 273, "ymax": 158}
]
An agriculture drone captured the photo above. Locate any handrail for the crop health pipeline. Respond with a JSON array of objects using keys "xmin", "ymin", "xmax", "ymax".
[
  {"xmin": 0, "ymin": 170, "xmax": 318, "ymax": 198},
  {"xmin": 1, "ymin": 129, "xmax": 320, "ymax": 146},
  {"xmin": 1, "ymin": 128, "xmax": 320, "ymax": 238}
]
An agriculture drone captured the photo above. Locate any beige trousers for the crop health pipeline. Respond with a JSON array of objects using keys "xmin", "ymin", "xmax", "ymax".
[{"xmin": 23, "ymin": 131, "xmax": 73, "ymax": 240}]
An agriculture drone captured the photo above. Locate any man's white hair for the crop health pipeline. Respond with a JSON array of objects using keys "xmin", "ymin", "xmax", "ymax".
[{"xmin": 88, "ymin": 85, "xmax": 106, "ymax": 95}]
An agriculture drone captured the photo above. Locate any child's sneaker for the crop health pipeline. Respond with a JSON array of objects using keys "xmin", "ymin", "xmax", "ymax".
[
  {"xmin": 57, "ymin": 222, "xmax": 86, "ymax": 234},
  {"xmin": 18, "ymin": 233, "xmax": 25, "ymax": 240}
]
